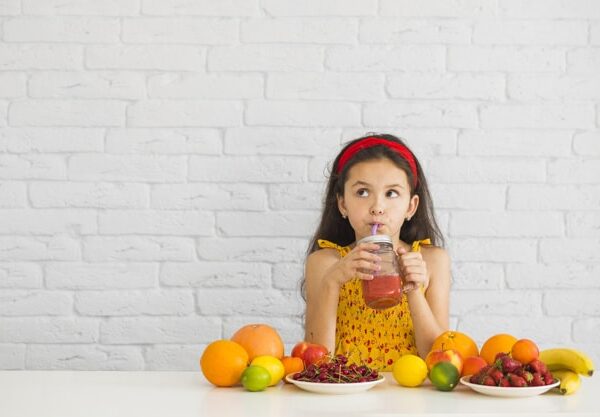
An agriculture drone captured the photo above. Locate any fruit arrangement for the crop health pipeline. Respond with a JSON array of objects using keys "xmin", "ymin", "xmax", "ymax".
[
  {"xmin": 419, "ymin": 330, "xmax": 477, "ymax": 391},
  {"xmin": 200, "ymin": 323, "xmax": 290, "ymax": 392},
  {"xmin": 201, "ymin": 325, "xmax": 595, "ymax": 396},
  {"xmin": 201, "ymin": 323, "xmax": 366, "ymax": 392},
  {"xmin": 290, "ymin": 354, "xmax": 380, "ymax": 384},
  {"xmin": 391, "ymin": 330, "xmax": 594, "ymax": 396},
  {"xmin": 468, "ymin": 352, "xmax": 555, "ymax": 387}
]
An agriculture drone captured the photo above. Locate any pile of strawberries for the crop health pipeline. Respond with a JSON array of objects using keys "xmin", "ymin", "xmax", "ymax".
[{"xmin": 469, "ymin": 353, "xmax": 556, "ymax": 387}]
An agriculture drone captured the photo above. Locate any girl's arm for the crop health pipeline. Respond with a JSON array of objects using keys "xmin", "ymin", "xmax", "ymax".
[
  {"xmin": 303, "ymin": 249, "xmax": 341, "ymax": 351},
  {"xmin": 304, "ymin": 242, "xmax": 382, "ymax": 352},
  {"xmin": 403, "ymin": 247, "xmax": 451, "ymax": 357}
]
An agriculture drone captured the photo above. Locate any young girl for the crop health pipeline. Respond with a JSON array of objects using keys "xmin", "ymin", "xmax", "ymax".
[{"xmin": 303, "ymin": 134, "xmax": 451, "ymax": 371}]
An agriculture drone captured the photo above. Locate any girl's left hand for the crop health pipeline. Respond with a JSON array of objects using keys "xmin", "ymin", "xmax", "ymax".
[{"xmin": 396, "ymin": 247, "xmax": 428, "ymax": 293}]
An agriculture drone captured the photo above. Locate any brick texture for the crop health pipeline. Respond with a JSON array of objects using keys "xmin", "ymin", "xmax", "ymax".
[{"xmin": 0, "ymin": 2, "xmax": 598, "ymax": 371}]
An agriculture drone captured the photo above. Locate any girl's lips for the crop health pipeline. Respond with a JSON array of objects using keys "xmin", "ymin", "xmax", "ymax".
[{"xmin": 369, "ymin": 223, "xmax": 384, "ymax": 232}]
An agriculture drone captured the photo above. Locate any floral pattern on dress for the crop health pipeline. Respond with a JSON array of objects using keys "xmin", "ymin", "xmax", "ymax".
[{"xmin": 317, "ymin": 239, "xmax": 426, "ymax": 371}]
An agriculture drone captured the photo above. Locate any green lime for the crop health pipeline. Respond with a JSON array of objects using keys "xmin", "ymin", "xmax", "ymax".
[
  {"xmin": 241, "ymin": 365, "xmax": 271, "ymax": 392},
  {"xmin": 429, "ymin": 362, "xmax": 460, "ymax": 391}
]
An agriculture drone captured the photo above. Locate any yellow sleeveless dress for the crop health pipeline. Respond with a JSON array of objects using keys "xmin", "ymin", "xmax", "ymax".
[{"xmin": 317, "ymin": 238, "xmax": 431, "ymax": 371}]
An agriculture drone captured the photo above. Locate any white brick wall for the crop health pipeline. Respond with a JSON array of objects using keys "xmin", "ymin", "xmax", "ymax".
[{"xmin": 0, "ymin": 0, "xmax": 599, "ymax": 370}]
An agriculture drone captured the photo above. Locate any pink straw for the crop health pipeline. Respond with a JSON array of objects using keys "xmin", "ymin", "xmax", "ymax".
[{"xmin": 371, "ymin": 223, "xmax": 379, "ymax": 235}]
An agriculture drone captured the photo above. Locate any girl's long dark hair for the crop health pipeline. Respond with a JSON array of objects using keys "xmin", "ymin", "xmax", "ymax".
[{"xmin": 306, "ymin": 132, "xmax": 445, "ymax": 264}]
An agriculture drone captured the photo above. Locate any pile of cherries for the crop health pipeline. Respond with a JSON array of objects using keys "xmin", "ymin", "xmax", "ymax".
[{"xmin": 291, "ymin": 354, "xmax": 380, "ymax": 383}]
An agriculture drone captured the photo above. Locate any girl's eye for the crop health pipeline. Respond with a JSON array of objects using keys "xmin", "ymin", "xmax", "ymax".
[
  {"xmin": 357, "ymin": 189, "xmax": 369, "ymax": 197},
  {"xmin": 386, "ymin": 190, "xmax": 399, "ymax": 198}
]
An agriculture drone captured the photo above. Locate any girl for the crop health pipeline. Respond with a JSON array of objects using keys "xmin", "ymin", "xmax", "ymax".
[{"xmin": 303, "ymin": 134, "xmax": 451, "ymax": 371}]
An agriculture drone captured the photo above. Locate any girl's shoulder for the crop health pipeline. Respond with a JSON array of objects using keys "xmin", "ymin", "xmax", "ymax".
[
  {"xmin": 305, "ymin": 246, "xmax": 343, "ymax": 282},
  {"xmin": 420, "ymin": 244, "xmax": 451, "ymax": 272},
  {"xmin": 307, "ymin": 239, "xmax": 349, "ymax": 268},
  {"xmin": 307, "ymin": 246, "xmax": 343, "ymax": 265}
]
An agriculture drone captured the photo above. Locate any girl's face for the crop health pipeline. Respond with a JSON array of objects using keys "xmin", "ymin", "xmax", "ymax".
[{"xmin": 337, "ymin": 158, "xmax": 419, "ymax": 244}]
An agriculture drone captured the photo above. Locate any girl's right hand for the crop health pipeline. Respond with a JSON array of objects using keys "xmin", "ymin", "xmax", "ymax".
[{"xmin": 327, "ymin": 242, "xmax": 382, "ymax": 286}]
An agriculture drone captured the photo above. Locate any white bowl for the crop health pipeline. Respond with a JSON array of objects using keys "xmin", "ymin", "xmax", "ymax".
[
  {"xmin": 460, "ymin": 376, "xmax": 560, "ymax": 397},
  {"xmin": 285, "ymin": 374, "xmax": 385, "ymax": 395}
]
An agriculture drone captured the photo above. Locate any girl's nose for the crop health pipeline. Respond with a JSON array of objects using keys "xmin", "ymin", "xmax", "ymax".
[{"xmin": 370, "ymin": 207, "xmax": 383, "ymax": 215}]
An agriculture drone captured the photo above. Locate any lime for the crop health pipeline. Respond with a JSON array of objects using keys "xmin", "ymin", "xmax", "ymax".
[
  {"xmin": 429, "ymin": 361, "xmax": 460, "ymax": 391},
  {"xmin": 241, "ymin": 365, "xmax": 271, "ymax": 392},
  {"xmin": 392, "ymin": 354, "xmax": 428, "ymax": 387},
  {"xmin": 250, "ymin": 355, "xmax": 285, "ymax": 386}
]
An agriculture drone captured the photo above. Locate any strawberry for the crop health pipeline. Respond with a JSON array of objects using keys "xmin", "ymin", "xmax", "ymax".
[
  {"xmin": 507, "ymin": 373, "xmax": 527, "ymax": 387},
  {"xmin": 543, "ymin": 372, "xmax": 555, "ymax": 385},
  {"xmin": 527, "ymin": 359, "xmax": 548, "ymax": 375},
  {"xmin": 498, "ymin": 377, "xmax": 510, "ymax": 387},
  {"xmin": 498, "ymin": 356, "xmax": 522, "ymax": 374},
  {"xmin": 522, "ymin": 371, "xmax": 534, "ymax": 385},
  {"xmin": 530, "ymin": 372, "xmax": 545, "ymax": 387},
  {"xmin": 474, "ymin": 366, "xmax": 492, "ymax": 384},
  {"xmin": 479, "ymin": 365, "xmax": 492, "ymax": 375},
  {"xmin": 489, "ymin": 368, "xmax": 504, "ymax": 384},
  {"xmin": 481, "ymin": 376, "xmax": 496, "ymax": 386}
]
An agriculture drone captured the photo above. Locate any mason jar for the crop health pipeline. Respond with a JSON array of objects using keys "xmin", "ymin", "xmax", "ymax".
[{"xmin": 357, "ymin": 234, "xmax": 402, "ymax": 310}]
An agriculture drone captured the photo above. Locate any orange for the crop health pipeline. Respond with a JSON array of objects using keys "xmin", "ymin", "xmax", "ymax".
[
  {"xmin": 200, "ymin": 340, "xmax": 248, "ymax": 387},
  {"xmin": 430, "ymin": 331, "xmax": 479, "ymax": 360},
  {"xmin": 511, "ymin": 339, "xmax": 539, "ymax": 365},
  {"xmin": 462, "ymin": 356, "xmax": 488, "ymax": 377},
  {"xmin": 281, "ymin": 356, "xmax": 304, "ymax": 380},
  {"xmin": 231, "ymin": 323, "xmax": 284, "ymax": 361},
  {"xmin": 480, "ymin": 333, "xmax": 518, "ymax": 365}
]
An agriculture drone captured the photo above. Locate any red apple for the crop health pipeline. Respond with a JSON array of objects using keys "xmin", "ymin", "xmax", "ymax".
[
  {"xmin": 291, "ymin": 341, "xmax": 310, "ymax": 359},
  {"xmin": 303, "ymin": 344, "xmax": 328, "ymax": 366},
  {"xmin": 425, "ymin": 349, "xmax": 464, "ymax": 375},
  {"xmin": 291, "ymin": 341, "xmax": 329, "ymax": 366}
]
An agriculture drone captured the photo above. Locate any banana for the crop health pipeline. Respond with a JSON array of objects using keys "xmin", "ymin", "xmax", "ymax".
[
  {"xmin": 539, "ymin": 348, "xmax": 594, "ymax": 377},
  {"xmin": 551, "ymin": 369, "xmax": 581, "ymax": 395}
]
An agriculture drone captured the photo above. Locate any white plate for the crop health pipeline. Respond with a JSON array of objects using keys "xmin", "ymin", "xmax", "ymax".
[
  {"xmin": 285, "ymin": 374, "xmax": 385, "ymax": 395},
  {"xmin": 459, "ymin": 376, "xmax": 560, "ymax": 397}
]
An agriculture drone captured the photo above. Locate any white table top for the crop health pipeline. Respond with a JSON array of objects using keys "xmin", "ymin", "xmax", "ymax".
[{"xmin": 0, "ymin": 371, "xmax": 597, "ymax": 417}]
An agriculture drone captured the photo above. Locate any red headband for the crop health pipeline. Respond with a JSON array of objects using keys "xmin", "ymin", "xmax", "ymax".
[{"xmin": 336, "ymin": 137, "xmax": 418, "ymax": 187}]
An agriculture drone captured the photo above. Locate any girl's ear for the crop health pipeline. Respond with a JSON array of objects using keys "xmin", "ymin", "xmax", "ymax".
[
  {"xmin": 406, "ymin": 194, "xmax": 419, "ymax": 219},
  {"xmin": 337, "ymin": 194, "xmax": 347, "ymax": 218}
]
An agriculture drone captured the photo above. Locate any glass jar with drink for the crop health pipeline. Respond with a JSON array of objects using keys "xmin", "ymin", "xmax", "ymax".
[{"xmin": 358, "ymin": 234, "xmax": 402, "ymax": 310}]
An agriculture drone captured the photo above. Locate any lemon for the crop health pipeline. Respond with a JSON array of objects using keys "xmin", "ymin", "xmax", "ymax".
[
  {"xmin": 429, "ymin": 361, "xmax": 460, "ymax": 391},
  {"xmin": 250, "ymin": 355, "xmax": 285, "ymax": 386},
  {"xmin": 392, "ymin": 354, "xmax": 428, "ymax": 387}
]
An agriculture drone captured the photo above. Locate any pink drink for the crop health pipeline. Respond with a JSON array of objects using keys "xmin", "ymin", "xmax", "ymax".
[
  {"xmin": 362, "ymin": 274, "xmax": 402, "ymax": 310},
  {"xmin": 357, "ymin": 234, "xmax": 402, "ymax": 310}
]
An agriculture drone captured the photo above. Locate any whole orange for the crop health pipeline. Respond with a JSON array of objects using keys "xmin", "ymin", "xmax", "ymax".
[
  {"xmin": 281, "ymin": 356, "xmax": 304, "ymax": 380},
  {"xmin": 511, "ymin": 339, "xmax": 539, "ymax": 365},
  {"xmin": 462, "ymin": 356, "xmax": 488, "ymax": 377},
  {"xmin": 480, "ymin": 333, "xmax": 518, "ymax": 365},
  {"xmin": 231, "ymin": 323, "xmax": 284, "ymax": 361},
  {"xmin": 430, "ymin": 331, "xmax": 479, "ymax": 360},
  {"xmin": 200, "ymin": 340, "xmax": 248, "ymax": 387}
]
